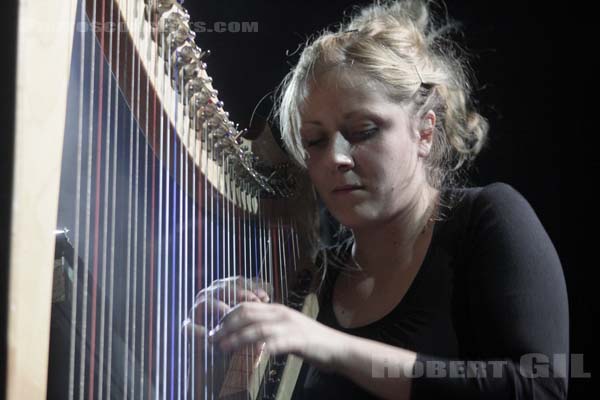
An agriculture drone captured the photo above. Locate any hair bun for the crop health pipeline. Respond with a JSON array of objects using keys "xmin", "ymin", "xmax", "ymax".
[{"xmin": 344, "ymin": 0, "xmax": 429, "ymax": 35}]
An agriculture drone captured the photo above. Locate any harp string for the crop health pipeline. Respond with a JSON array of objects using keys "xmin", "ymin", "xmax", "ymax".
[
  {"xmin": 209, "ymin": 130, "xmax": 215, "ymax": 398},
  {"xmin": 279, "ymin": 218, "xmax": 286, "ymax": 304},
  {"xmin": 221, "ymin": 153, "xmax": 230, "ymax": 394},
  {"xmin": 132, "ymin": 0, "xmax": 143, "ymax": 396},
  {"xmin": 191, "ymin": 107, "xmax": 198, "ymax": 400},
  {"xmin": 196, "ymin": 96, "xmax": 202, "ymax": 400},
  {"xmin": 88, "ymin": 0, "xmax": 108, "ymax": 396},
  {"xmin": 283, "ymin": 218, "xmax": 289, "ymax": 304},
  {"xmin": 204, "ymin": 119, "xmax": 209, "ymax": 400},
  {"xmin": 68, "ymin": 0, "xmax": 86, "ymax": 397},
  {"xmin": 155, "ymin": 21, "xmax": 163, "ymax": 400},
  {"xmin": 184, "ymin": 65, "xmax": 194, "ymax": 400},
  {"xmin": 124, "ymin": 0, "xmax": 136, "ymax": 396},
  {"xmin": 137, "ymin": 2, "xmax": 149, "ymax": 399},
  {"xmin": 273, "ymin": 215, "xmax": 279, "ymax": 304},
  {"xmin": 162, "ymin": 26, "xmax": 170, "ymax": 400},
  {"xmin": 178, "ymin": 52, "xmax": 186, "ymax": 400},
  {"xmin": 135, "ymin": 0, "xmax": 142, "ymax": 394},
  {"xmin": 106, "ymin": 0, "xmax": 122, "ymax": 397},
  {"xmin": 172, "ymin": 37, "xmax": 184, "ymax": 398},
  {"xmin": 282, "ymin": 220, "xmax": 288, "ymax": 291},
  {"xmin": 214, "ymin": 139, "xmax": 222, "ymax": 397},
  {"xmin": 263, "ymin": 200, "xmax": 270, "ymax": 292},
  {"xmin": 188, "ymin": 96, "xmax": 195, "ymax": 400},
  {"xmin": 169, "ymin": 27, "xmax": 176, "ymax": 399},
  {"xmin": 140, "ymin": 0, "xmax": 150, "ymax": 394},
  {"xmin": 171, "ymin": 61, "xmax": 176, "ymax": 399},
  {"xmin": 148, "ymin": 0, "xmax": 159, "ymax": 396},
  {"xmin": 79, "ymin": 0, "xmax": 97, "ymax": 397},
  {"xmin": 97, "ymin": 0, "xmax": 115, "ymax": 397}
]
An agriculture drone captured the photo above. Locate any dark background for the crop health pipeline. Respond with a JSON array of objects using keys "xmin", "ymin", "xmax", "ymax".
[{"xmin": 1, "ymin": 1, "xmax": 594, "ymax": 399}]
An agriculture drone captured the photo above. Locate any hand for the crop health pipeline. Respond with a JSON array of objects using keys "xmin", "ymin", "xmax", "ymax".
[
  {"xmin": 181, "ymin": 276, "xmax": 272, "ymax": 397},
  {"xmin": 182, "ymin": 275, "xmax": 271, "ymax": 335},
  {"xmin": 208, "ymin": 301, "xmax": 348, "ymax": 372}
]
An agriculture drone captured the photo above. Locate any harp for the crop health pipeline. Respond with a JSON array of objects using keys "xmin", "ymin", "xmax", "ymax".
[{"xmin": 7, "ymin": 0, "xmax": 321, "ymax": 399}]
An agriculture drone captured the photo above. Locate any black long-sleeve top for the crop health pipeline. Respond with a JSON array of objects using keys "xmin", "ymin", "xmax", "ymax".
[{"xmin": 291, "ymin": 182, "xmax": 569, "ymax": 399}]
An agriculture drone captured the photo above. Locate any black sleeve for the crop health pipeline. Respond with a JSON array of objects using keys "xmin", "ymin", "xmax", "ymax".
[{"xmin": 409, "ymin": 182, "xmax": 569, "ymax": 400}]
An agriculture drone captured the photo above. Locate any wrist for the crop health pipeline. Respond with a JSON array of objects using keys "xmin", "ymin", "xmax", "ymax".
[{"xmin": 327, "ymin": 329, "xmax": 355, "ymax": 374}]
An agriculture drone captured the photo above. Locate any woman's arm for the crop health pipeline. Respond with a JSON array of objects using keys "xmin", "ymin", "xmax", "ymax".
[
  {"xmin": 332, "ymin": 333, "xmax": 417, "ymax": 400},
  {"xmin": 408, "ymin": 183, "xmax": 569, "ymax": 400},
  {"xmin": 209, "ymin": 300, "xmax": 418, "ymax": 400}
]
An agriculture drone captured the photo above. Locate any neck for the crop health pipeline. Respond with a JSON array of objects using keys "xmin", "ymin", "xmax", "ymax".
[{"xmin": 350, "ymin": 185, "xmax": 441, "ymax": 277}]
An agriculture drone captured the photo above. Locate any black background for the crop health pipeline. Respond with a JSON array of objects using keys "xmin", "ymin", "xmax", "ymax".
[{"xmin": 1, "ymin": 1, "xmax": 595, "ymax": 398}]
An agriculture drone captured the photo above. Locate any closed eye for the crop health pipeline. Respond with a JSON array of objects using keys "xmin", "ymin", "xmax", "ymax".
[
  {"xmin": 350, "ymin": 127, "xmax": 378, "ymax": 141},
  {"xmin": 305, "ymin": 138, "xmax": 325, "ymax": 147},
  {"xmin": 304, "ymin": 127, "xmax": 378, "ymax": 148}
]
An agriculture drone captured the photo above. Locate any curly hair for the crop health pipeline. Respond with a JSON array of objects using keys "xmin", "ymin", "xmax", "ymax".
[{"xmin": 275, "ymin": 0, "xmax": 489, "ymax": 195}]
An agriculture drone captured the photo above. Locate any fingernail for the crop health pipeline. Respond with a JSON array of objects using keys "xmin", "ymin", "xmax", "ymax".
[{"xmin": 208, "ymin": 324, "xmax": 221, "ymax": 337}]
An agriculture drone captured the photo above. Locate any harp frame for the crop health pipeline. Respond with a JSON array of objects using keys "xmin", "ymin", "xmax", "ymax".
[{"xmin": 7, "ymin": 1, "xmax": 79, "ymax": 398}]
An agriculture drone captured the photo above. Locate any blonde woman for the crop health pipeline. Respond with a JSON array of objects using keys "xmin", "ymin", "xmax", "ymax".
[{"xmin": 189, "ymin": 1, "xmax": 569, "ymax": 398}]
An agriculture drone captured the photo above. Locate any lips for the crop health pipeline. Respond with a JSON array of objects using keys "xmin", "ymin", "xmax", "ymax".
[{"xmin": 332, "ymin": 185, "xmax": 363, "ymax": 192}]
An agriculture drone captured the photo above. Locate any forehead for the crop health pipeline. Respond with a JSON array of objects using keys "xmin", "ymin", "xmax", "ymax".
[
  {"xmin": 300, "ymin": 69, "xmax": 408, "ymax": 121},
  {"xmin": 306, "ymin": 69, "xmax": 383, "ymax": 100}
]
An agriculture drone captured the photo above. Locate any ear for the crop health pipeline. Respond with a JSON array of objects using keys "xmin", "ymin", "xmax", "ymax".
[{"xmin": 417, "ymin": 110, "xmax": 436, "ymax": 158}]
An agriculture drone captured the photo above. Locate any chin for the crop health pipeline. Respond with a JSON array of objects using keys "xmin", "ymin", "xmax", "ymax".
[{"xmin": 329, "ymin": 208, "xmax": 380, "ymax": 230}]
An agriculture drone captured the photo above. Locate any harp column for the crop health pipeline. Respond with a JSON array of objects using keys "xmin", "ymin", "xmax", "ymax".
[{"xmin": 7, "ymin": 0, "xmax": 78, "ymax": 399}]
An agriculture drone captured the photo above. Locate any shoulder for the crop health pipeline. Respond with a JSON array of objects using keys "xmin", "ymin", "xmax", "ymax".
[
  {"xmin": 439, "ymin": 182, "xmax": 533, "ymax": 235},
  {"xmin": 447, "ymin": 181, "xmax": 537, "ymax": 227},
  {"xmin": 453, "ymin": 181, "xmax": 528, "ymax": 210},
  {"xmin": 467, "ymin": 181, "xmax": 540, "ymax": 231},
  {"xmin": 459, "ymin": 182, "xmax": 560, "ymax": 270},
  {"xmin": 474, "ymin": 181, "xmax": 530, "ymax": 210},
  {"xmin": 444, "ymin": 181, "xmax": 560, "ymax": 269}
]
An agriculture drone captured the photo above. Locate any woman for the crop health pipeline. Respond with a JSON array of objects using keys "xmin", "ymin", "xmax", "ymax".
[{"xmin": 185, "ymin": 1, "xmax": 569, "ymax": 398}]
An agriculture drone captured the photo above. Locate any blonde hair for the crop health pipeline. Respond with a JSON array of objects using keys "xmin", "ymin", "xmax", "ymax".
[{"xmin": 275, "ymin": 0, "xmax": 489, "ymax": 192}]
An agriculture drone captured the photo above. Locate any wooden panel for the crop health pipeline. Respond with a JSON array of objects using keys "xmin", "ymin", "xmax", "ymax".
[{"xmin": 7, "ymin": 0, "xmax": 78, "ymax": 398}]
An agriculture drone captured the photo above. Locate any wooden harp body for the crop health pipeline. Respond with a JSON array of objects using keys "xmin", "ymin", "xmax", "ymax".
[{"xmin": 7, "ymin": 1, "xmax": 320, "ymax": 399}]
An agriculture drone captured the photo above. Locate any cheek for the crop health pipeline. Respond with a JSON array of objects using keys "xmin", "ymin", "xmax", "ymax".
[{"xmin": 307, "ymin": 165, "xmax": 328, "ymax": 194}]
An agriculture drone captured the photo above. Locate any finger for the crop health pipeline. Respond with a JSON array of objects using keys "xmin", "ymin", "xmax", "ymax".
[
  {"xmin": 230, "ymin": 276, "xmax": 271, "ymax": 302},
  {"xmin": 252, "ymin": 286, "xmax": 270, "ymax": 303},
  {"xmin": 189, "ymin": 297, "xmax": 231, "ymax": 327},
  {"xmin": 182, "ymin": 319, "xmax": 207, "ymax": 338},
  {"xmin": 216, "ymin": 286, "xmax": 261, "ymax": 304},
  {"xmin": 249, "ymin": 277, "xmax": 273, "ymax": 301},
  {"xmin": 219, "ymin": 322, "xmax": 284, "ymax": 354},
  {"xmin": 210, "ymin": 302, "xmax": 280, "ymax": 341},
  {"xmin": 182, "ymin": 319, "xmax": 224, "ymax": 358},
  {"xmin": 213, "ymin": 276, "xmax": 272, "ymax": 303},
  {"xmin": 237, "ymin": 289, "xmax": 262, "ymax": 303},
  {"xmin": 211, "ymin": 275, "xmax": 244, "ymax": 294}
]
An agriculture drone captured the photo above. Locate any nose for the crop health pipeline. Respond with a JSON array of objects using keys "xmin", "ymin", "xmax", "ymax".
[{"xmin": 328, "ymin": 132, "xmax": 354, "ymax": 172}]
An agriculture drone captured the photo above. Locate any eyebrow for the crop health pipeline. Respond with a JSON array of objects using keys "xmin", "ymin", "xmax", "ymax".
[
  {"xmin": 302, "ymin": 120, "xmax": 322, "ymax": 126},
  {"xmin": 302, "ymin": 110, "xmax": 384, "ymax": 126}
]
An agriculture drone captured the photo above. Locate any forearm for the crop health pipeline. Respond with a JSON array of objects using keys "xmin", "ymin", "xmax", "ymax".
[{"xmin": 331, "ymin": 333, "xmax": 417, "ymax": 400}]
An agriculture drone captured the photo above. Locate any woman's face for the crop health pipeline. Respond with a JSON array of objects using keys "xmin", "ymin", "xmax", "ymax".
[{"xmin": 299, "ymin": 73, "xmax": 430, "ymax": 229}]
